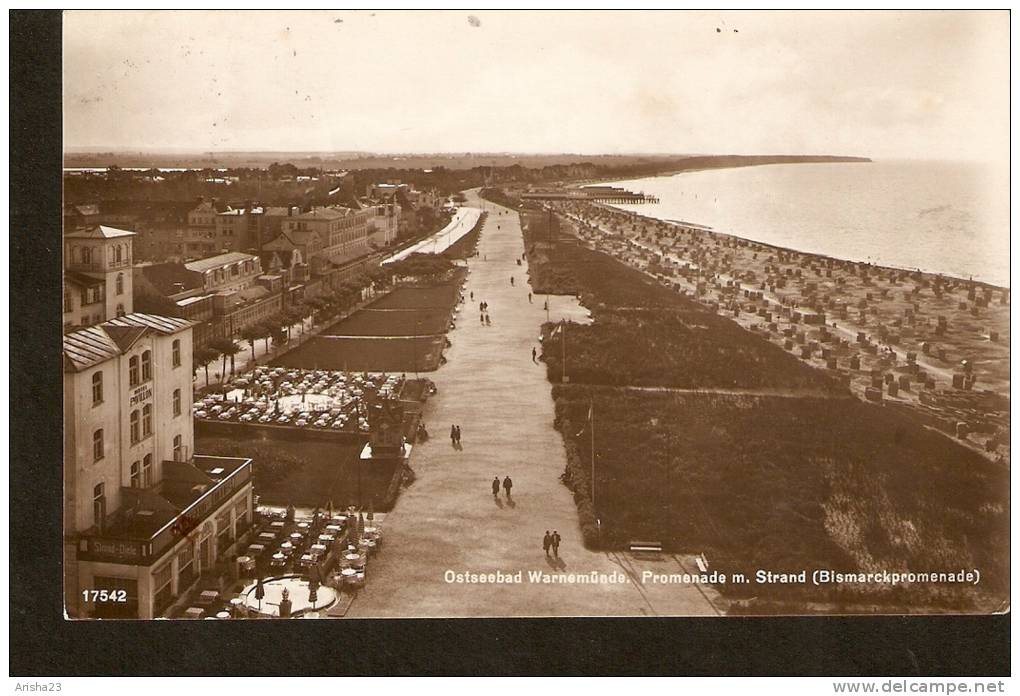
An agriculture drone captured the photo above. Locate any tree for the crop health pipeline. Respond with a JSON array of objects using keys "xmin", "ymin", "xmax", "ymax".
[
  {"xmin": 240, "ymin": 325, "xmax": 261, "ymax": 361},
  {"xmin": 194, "ymin": 346, "xmax": 219, "ymax": 387},
  {"xmin": 255, "ymin": 321, "xmax": 273, "ymax": 353},
  {"xmin": 210, "ymin": 338, "xmax": 242, "ymax": 382},
  {"xmin": 269, "ymin": 324, "xmax": 287, "ymax": 350}
]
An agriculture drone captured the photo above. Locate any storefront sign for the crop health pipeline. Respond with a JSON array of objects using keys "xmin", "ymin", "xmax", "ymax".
[
  {"xmin": 87, "ymin": 539, "xmax": 144, "ymax": 563},
  {"xmin": 129, "ymin": 384, "xmax": 152, "ymax": 407}
]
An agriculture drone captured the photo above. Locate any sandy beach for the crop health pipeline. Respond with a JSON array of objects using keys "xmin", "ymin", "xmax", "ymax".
[{"xmin": 550, "ymin": 200, "xmax": 1010, "ymax": 464}]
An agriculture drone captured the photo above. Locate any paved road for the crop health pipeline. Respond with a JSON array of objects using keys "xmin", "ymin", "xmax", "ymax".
[{"xmin": 347, "ymin": 191, "xmax": 719, "ymax": 617}]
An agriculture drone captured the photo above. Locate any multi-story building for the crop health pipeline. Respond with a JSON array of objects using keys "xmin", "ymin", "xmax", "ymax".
[
  {"xmin": 367, "ymin": 199, "xmax": 401, "ymax": 248},
  {"xmin": 63, "ymin": 313, "xmax": 254, "ymax": 618},
  {"xmin": 281, "ymin": 205, "xmax": 372, "ymax": 268},
  {"xmin": 184, "ymin": 252, "xmax": 263, "ymax": 294},
  {"xmin": 63, "ymin": 225, "xmax": 136, "ymax": 330},
  {"xmin": 136, "ymin": 252, "xmax": 288, "ymax": 346}
]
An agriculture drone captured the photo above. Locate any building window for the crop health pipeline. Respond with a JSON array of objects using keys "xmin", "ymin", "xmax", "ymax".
[
  {"xmin": 91, "ymin": 371, "xmax": 103, "ymax": 406},
  {"xmin": 92, "ymin": 429, "xmax": 104, "ymax": 461},
  {"xmin": 115, "ymin": 245, "xmax": 123, "ymax": 263},
  {"xmin": 82, "ymin": 247, "xmax": 92, "ymax": 265},
  {"xmin": 177, "ymin": 544, "xmax": 195, "ymax": 592},
  {"xmin": 116, "ymin": 303, "xmax": 125, "ymax": 317},
  {"xmin": 172, "ymin": 339, "xmax": 181, "ymax": 367},
  {"xmin": 142, "ymin": 404, "xmax": 152, "ymax": 437},
  {"xmin": 116, "ymin": 273, "xmax": 124, "ymax": 295},
  {"xmin": 172, "ymin": 389, "xmax": 181, "ymax": 417},
  {"xmin": 63, "ymin": 289, "xmax": 73, "ymax": 313},
  {"xmin": 130, "ymin": 461, "xmax": 141, "ymax": 488},
  {"xmin": 141, "ymin": 351, "xmax": 152, "ymax": 381},
  {"xmin": 153, "ymin": 563, "xmax": 174, "ymax": 615},
  {"xmin": 129, "ymin": 356, "xmax": 140, "ymax": 386},
  {"xmin": 93, "ymin": 483, "xmax": 106, "ymax": 530},
  {"xmin": 173, "ymin": 435, "xmax": 183, "ymax": 461},
  {"xmin": 142, "ymin": 454, "xmax": 153, "ymax": 487},
  {"xmin": 130, "ymin": 410, "xmax": 140, "ymax": 444}
]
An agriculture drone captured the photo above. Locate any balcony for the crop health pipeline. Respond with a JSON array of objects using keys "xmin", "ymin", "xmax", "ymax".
[{"xmin": 77, "ymin": 455, "xmax": 253, "ymax": 566}]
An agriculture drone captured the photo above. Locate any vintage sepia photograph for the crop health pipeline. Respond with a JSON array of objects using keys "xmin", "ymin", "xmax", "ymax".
[{"xmin": 58, "ymin": 9, "xmax": 1009, "ymax": 623}]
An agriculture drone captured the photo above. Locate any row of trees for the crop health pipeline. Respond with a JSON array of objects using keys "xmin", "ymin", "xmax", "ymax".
[{"xmin": 191, "ymin": 269, "xmax": 392, "ymax": 387}]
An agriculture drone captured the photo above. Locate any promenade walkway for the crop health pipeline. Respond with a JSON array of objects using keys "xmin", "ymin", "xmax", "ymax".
[{"xmin": 347, "ymin": 190, "xmax": 719, "ymax": 617}]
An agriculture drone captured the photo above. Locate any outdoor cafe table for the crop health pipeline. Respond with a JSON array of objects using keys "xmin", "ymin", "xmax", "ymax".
[
  {"xmin": 246, "ymin": 544, "xmax": 266, "ymax": 557},
  {"xmin": 310, "ymin": 544, "xmax": 328, "ymax": 556},
  {"xmin": 289, "ymin": 532, "xmax": 303, "ymax": 542},
  {"xmin": 269, "ymin": 521, "xmax": 286, "ymax": 531},
  {"xmin": 296, "ymin": 522, "xmax": 310, "ymax": 531},
  {"xmin": 318, "ymin": 534, "xmax": 335, "ymax": 544},
  {"xmin": 184, "ymin": 607, "xmax": 204, "ymax": 619},
  {"xmin": 197, "ymin": 590, "xmax": 219, "ymax": 605},
  {"xmin": 257, "ymin": 532, "xmax": 276, "ymax": 543},
  {"xmin": 215, "ymin": 611, "xmax": 231, "ymax": 619},
  {"xmin": 325, "ymin": 525, "xmax": 342, "ymax": 533}
]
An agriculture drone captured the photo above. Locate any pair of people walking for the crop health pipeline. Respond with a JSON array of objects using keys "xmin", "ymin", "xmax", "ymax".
[
  {"xmin": 543, "ymin": 530, "xmax": 562, "ymax": 558},
  {"xmin": 492, "ymin": 476, "xmax": 512, "ymax": 498},
  {"xmin": 450, "ymin": 424, "xmax": 462, "ymax": 446}
]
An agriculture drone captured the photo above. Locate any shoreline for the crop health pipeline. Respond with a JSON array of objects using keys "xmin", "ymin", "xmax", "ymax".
[
  {"xmin": 609, "ymin": 204, "xmax": 1009, "ymax": 292},
  {"xmin": 554, "ymin": 198, "xmax": 1010, "ymax": 407}
]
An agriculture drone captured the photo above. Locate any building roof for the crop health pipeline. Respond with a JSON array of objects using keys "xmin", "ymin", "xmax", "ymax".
[
  {"xmin": 63, "ymin": 326, "xmax": 123, "ymax": 372},
  {"xmin": 184, "ymin": 251, "xmax": 258, "ymax": 274},
  {"xmin": 291, "ymin": 206, "xmax": 350, "ymax": 221},
  {"xmin": 64, "ymin": 270, "xmax": 105, "ymax": 288},
  {"xmin": 264, "ymin": 230, "xmax": 319, "ymax": 251},
  {"xmin": 105, "ymin": 313, "xmax": 193, "ymax": 335},
  {"xmin": 64, "ymin": 225, "xmax": 136, "ymax": 240},
  {"xmin": 64, "ymin": 313, "xmax": 193, "ymax": 372}
]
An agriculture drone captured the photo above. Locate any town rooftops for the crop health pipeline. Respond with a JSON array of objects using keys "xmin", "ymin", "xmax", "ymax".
[
  {"xmin": 64, "ymin": 225, "xmax": 136, "ymax": 240},
  {"xmin": 184, "ymin": 251, "xmax": 259, "ymax": 274},
  {"xmin": 63, "ymin": 313, "xmax": 194, "ymax": 372}
]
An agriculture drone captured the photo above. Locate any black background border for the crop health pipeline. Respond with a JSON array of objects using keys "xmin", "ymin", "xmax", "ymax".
[{"xmin": 10, "ymin": 9, "xmax": 1009, "ymax": 676}]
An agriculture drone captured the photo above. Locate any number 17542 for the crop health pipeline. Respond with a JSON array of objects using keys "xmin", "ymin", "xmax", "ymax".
[{"xmin": 81, "ymin": 589, "xmax": 128, "ymax": 603}]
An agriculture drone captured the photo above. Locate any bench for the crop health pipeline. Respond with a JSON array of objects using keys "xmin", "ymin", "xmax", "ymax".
[{"xmin": 629, "ymin": 540, "xmax": 662, "ymax": 553}]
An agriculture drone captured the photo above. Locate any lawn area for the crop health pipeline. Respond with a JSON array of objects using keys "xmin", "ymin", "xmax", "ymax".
[
  {"xmin": 324, "ymin": 308, "xmax": 451, "ymax": 336},
  {"xmin": 367, "ymin": 284, "xmax": 461, "ymax": 310},
  {"xmin": 271, "ymin": 335, "xmax": 447, "ymax": 372},
  {"xmin": 197, "ymin": 436, "xmax": 397, "ymax": 509},
  {"xmin": 542, "ymin": 310, "xmax": 843, "ymax": 392},
  {"xmin": 553, "ymin": 386, "xmax": 1009, "ymax": 612}
]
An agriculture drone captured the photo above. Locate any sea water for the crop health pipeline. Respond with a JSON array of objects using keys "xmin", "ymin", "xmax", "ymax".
[{"xmin": 606, "ymin": 161, "xmax": 1009, "ymax": 287}]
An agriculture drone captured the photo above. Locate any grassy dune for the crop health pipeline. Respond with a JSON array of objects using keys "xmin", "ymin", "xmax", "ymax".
[{"xmin": 554, "ymin": 387, "xmax": 1008, "ymax": 612}]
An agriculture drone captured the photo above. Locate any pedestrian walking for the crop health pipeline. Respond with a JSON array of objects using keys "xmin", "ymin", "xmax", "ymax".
[
  {"xmin": 531, "ymin": 347, "xmax": 537, "ymax": 362},
  {"xmin": 485, "ymin": 314, "xmax": 491, "ymax": 326},
  {"xmin": 528, "ymin": 292, "xmax": 532, "ymax": 303},
  {"xmin": 479, "ymin": 301, "xmax": 484, "ymax": 312},
  {"xmin": 543, "ymin": 531, "xmax": 552, "ymax": 557},
  {"xmin": 450, "ymin": 425, "xmax": 457, "ymax": 446},
  {"xmin": 492, "ymin": 477, "xmax": 500, "ymax": 498},
  {"xmin": 552, "ymin": 531, "xmax": 561, "ymax": 557},
  {"xmin": 480, "ymin": 312, "xmax": 485, "ymax": 325},
  {"xmin": 502, "ymin": 476, "xmax": 513, "ymax": 498},
  {"xmin": 470, "ymin": 291, "xmax": 474, "ymax": 301},
  {"xmin": 510, "ymin": 276, "xmax": 514, "ymax": 286},
  {"xmin": 454, "ymin": 425, "xmax": 461, "ymax": 445}
]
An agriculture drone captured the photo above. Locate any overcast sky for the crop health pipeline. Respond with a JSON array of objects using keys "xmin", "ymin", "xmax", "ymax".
[{"xmin": 64, "ymin": 10, "xmax": 1008, "ymax": 163}]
